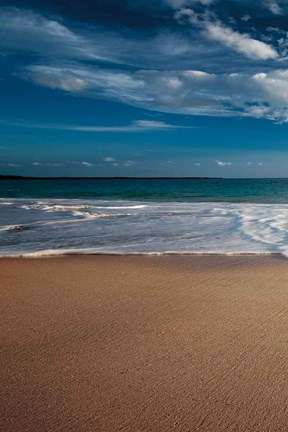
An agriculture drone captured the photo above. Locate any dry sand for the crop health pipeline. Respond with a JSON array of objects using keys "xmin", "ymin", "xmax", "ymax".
[{"xmin": 1, "ymin": 255, "xmax": 288, "ymax": 431}]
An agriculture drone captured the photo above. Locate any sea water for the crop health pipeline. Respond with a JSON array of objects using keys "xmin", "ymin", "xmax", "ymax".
[{"xmin": 1, "ymin": 178, "xmax": 288, "ymax": 256}]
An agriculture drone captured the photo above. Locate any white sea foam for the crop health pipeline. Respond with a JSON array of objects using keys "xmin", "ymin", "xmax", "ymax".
[{"xmin": 1, "ymin": 199, "xmax": 288, "ymax": 257}]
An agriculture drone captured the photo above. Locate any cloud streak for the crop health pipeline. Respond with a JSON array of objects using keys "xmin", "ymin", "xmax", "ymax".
[
  {"xmin": 164, "ymin": 0, "xmax": 214, "ymax": 7},
  {"xmin": 3, "ymin": 118, "xmax": 190, "ymax": 132},
  {"xmin": 31, "ymin": 162, "xmax": 63, "ymax": 166},
  {"xmin": 66, "ymin": 120, "xmax": 187, "ymax": 132},
  {"xmin": 25, "ymin": 64, "xmax": 288, "ymax": 122},
  {"xmin": 215, "ymin": 160, "xmax": 232, "ymax": 167},
  {"xmin": 0, "ymin": 7, "xmax": 215, "ymax": 71},
  {"xmin": 0, "ymin": 7, "xmax": 110, "ymax": 62},
  {"xmin": 265, "ymin": 1, "xmax": 284, "ymax": 15},
  {"xmin": 0, "ymin": 6, "xmax": 282, "ymax": 75},
  {"xmin": 1, "ymin": 4, "xmax": 288, "ymax": 125},
  {"xmin": 204, "ymin": 21, "xmax": 278, "ymax": 60},
  {"xmin": 177, "ymin": 8, "xmax": 278, "ymax": 60},
  {"xmin": 103, "ymin": 157, "xmax": 136, "ymax": 168}
]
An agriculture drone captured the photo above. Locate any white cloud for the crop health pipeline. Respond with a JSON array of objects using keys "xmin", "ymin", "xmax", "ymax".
[
  {"xmin": 72, "ymin": 119, "xmax": 184, "ymax": 132},
  {"xmin": 123, "ymin": 160, "xmax": 135, "ymax": 167},
  {"xmin": 103, "ymin": 157, "xmax": 116, "ymax": 162},
  {"xmin": 241, "ymin": 15, "xmax": 251, "ymax": 22},
  {"xmin": 0, "ymin": 163, "xmax": 22, "ymax": 167},
  {"xmin": 31, "ymin": 162, "xmax": 63, "ymax": 166},
  {"xmin": 194, "ymin": 162, "xmax": 201, "ymax": 166},
  {"xmin": 3, "ymin": 6, "xmax": 279, "ymax": 75},
  {"xmin": 204, "ymin": 22, "xmax": 278, "ymax": 60},
  {"xmin": 246, "ymin": 161, "xmax": 264, "ymax": 166},
  {"xmin": 133, "ymin": 120, "xmax": 171, "ymax": 128},
  {"xmin": 25, "ymin": 64, "xmax": 288, "ymax": 122},
  {"xmin": 176, "ymin": 7, "xmax": 278, "ymax": 60},
  {"xmin": 0, "ymin": 7, "xmax": 207, "ymax": 71},
  {"xmin": 265, "ymin": 1, "xmax": 284, "ymax": 15},
  {"xmin": 0, "ymin": 8, "xmax": 108, "ymax": 62},
  {"xmin": 26, "ymin": 66, "xmax": 151, "ymax": 112},
  {"xmin": 7, "ymin": 117, "xmax": 189, "ymax": 132},
  {"xmin": 81, "ymin": 161, "xmax": 94, "ymax": 167},
  {"xmin": 164, "ymin": 0, "xmax": 213, "ymax": 7},
  {"xmin": 103, "ymin": 157, "xmax": 135, "ymax": 168},
  {"xmin": 0, "ymin": 5, "xmax": 283, "ymax": 94},
  {"xmin": 6, "ymin": 2, "xmax": 288, "ymax": 131},
  {"xmin": 215, "ymin": 160, "xmax": 232, "ymax": 167}
]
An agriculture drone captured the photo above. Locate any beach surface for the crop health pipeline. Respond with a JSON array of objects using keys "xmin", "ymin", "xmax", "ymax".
[{"xmin": 1, "ymin": 255, "xmax": 288, "ymax": 431}]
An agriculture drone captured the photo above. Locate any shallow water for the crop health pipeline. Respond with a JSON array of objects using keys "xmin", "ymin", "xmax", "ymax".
[{"xmin": 1, "ymin": 196, "xmax": 288, "ymax": 256}]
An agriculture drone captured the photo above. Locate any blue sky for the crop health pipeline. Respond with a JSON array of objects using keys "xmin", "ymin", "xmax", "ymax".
[{"xmin": 1, "ymin": 0, "xmax": 288, "ymax": 177}]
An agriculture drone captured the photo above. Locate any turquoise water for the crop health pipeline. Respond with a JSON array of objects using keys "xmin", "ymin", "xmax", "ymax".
[
  {"xmin": 1, "ymin": 178, "xmax": 288, "ymax": 202},
  {"xmin": 2, "ymin": 179, "xmax": 288, "ymax": 256}
]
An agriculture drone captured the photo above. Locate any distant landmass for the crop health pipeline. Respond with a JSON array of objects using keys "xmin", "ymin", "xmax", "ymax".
[{"xmin": 0, "ymin": 175, "xmax": 222, "ymax": 180}]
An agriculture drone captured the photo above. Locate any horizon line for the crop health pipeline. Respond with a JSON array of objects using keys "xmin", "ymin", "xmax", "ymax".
[{"xmin": 0, "ymin": 175, "xmax": 222, "ymax": 180}]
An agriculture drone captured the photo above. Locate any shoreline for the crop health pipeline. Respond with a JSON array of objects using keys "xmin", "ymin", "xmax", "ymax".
[
  {"xmin": 2, "ymin": 255, "xmax": 288, "ymax": 431},
  {"xmin": 0, "ymin": 251, "xmax": 284, "ymax": 258},
  {"xmin": 3, "ymin": 199, "xmax": 288, "ymax": 257}
]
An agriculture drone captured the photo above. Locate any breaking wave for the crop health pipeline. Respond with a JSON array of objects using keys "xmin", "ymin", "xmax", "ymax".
[{"xmin": 2, "ymin": 198, "xmax": 288, "ymax": 257}]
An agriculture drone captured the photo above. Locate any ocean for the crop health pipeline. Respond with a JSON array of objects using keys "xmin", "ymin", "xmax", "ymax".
[{"xmin": 1, "ymin": 178, "xmax": 288, "ymax": 256}]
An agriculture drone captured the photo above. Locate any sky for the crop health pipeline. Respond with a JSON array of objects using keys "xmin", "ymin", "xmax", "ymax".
[{"xmin": 2, "ymin": 1, "xmax": 288, "ymax": 177}]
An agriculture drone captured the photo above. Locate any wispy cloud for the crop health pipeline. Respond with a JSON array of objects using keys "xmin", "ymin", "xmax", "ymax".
[
  {"xmin": 123, "ymin": 160, "xmax": 135, "ymax": 167},
  {"xmin": 1, "ymin": 4, "xmax": 288, "ymax": 126},
  {"xmin": 247, "ymin": 161, "xmax": 264, "ymax": 166},
  {"xmin": 24, "ymin": 64, "xmax": 288, "ymax": 122},
  {"xmin": 215, "ymin": 160, "xmax": 232, "ymax": 167},
  {"xmin": 164, "ymin": 0, "xmax": 214, "ymax": 7},
  {"xmin": 103, "ymin": 157, "xmax": 116, "ymax": 162},
  {"xmin": 0, "ymin": 6, "xmax": 282, "ymax": 78},
  {"xmin": 3, "ymin": 118, "xmax": 189, "ymax": 132},
  {"xmin": 204, "ymin": 21, "xmax": 278, "ymax": 60},
  {"xmin": 0, "ymin": 7, "xmax": 209, "ymax": 71},
  {"xmin": 67, "ymin": 120, "xmax": 188, "ymax": 132},
  {"xmin": 0, "ymin": 163, "xmax": 22, "ymax": 167},
  {"xmin": 103, "ymin": 157, "xmax": 136, "ymax": 168},
  {"xmin": 81, "ymin": 161, "xmax": 94, "ymax": 167},
  {"xmin": 31, "ymin": 162, "xmax": 63, "ymax": 167},
  {"xmin": 177, "ymin": 8, "xmax": 278, "ymax": 60},
  {"xmin": 7, "ymin": 161, "xmax": 94, "ymax": 168},
  {"xmin": 0, "ymin": 7, "xmax": 109, "ymax": 62},
  {"xmin": 171, "ymin": 0, "xmax": 287, "ymax": 19},
  {"xmin": 265, "ymin": 1, "xmax": 284, "ymax": 15},
  {"xmin": 241, "ymin": 15, "xmax": 251, "ymax": 22}
]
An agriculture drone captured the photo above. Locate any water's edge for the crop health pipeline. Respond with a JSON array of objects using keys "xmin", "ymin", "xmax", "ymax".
[
  {"xmin": 2, "ymin": 198, "xmax": 288, "ymax": 257},
  {"xmin": 0, "ymin": 251, "xmax": 282, "ymax": 258}
]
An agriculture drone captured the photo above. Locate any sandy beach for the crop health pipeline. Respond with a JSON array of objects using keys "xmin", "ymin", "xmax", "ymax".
[{"xmin": 1, "ymin": 255, "xmax": 288, "ymax": 431}]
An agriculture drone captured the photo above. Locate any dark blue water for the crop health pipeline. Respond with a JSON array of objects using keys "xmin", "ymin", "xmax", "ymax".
[{"xmin": 1, "ymin": 178, "xmax": 288, "ymax": 203}]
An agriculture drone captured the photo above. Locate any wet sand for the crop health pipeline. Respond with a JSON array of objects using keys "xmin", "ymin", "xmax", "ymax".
[{"xmin": 1, "ymin": 255, "xmax": 288, "ymax": 431}]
